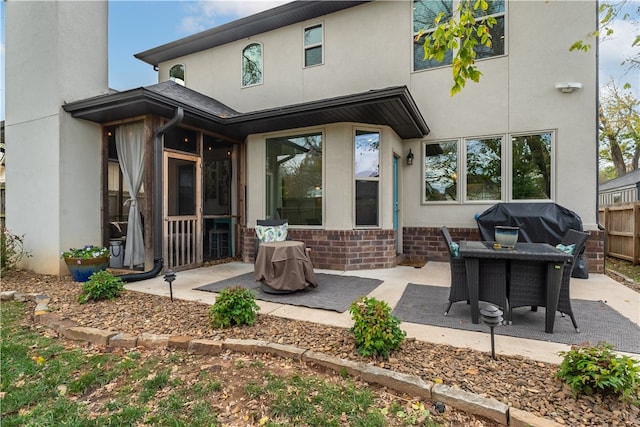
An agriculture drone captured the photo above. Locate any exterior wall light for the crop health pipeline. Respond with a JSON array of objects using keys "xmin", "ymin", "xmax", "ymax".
[
  {"xmin": 555, "ymin": 82, "xmax": 582, "ymax": 93},
  {"xmin": 406, "ymin": 149, "xmax": 414, "ymax": 166}
]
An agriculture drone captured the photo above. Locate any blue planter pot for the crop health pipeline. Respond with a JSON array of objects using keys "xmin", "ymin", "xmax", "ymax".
[{"xmin": 64, "ymin": 257, "xmax": 110, "ymax": 282}]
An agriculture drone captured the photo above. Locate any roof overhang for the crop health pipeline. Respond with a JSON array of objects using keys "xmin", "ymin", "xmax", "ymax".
[
  {"xmin": 63, "ymin": 83, "xmax": 430, "ymax": 140},
  {"xmin": 135, "ymin": 1, "xmax": 370, "ymax": 67}
]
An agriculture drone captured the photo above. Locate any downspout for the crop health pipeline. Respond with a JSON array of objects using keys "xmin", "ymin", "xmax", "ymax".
[
  {"xmin": 118, "ymin": 108, "xmax": 184, "ymax": 283},
  {"xmin": 595, "ymin": 0, "xmax": 605, "ymax": 232}
]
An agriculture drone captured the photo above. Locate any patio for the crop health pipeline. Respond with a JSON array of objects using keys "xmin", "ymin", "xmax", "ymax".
[{"xmin": 125, "ymin": 260, "xmax": 640, "ymax": 365}]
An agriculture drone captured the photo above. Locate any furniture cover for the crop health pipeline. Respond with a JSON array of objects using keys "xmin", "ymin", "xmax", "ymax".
[
  {"xmin": 254, "ymin": 240, "xmax": 318, "ymax": 292},
  {"xmin": 475, "ymin": 202, "xmax": 588, "ymax": 278}
]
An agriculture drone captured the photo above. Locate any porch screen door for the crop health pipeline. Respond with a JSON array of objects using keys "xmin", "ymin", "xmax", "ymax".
[
  {"xmin": 115, "ymin": 122, "xmax": 145, "ymax": 267},
  {"xmin": 164, "ymin": 152, "xmax": 201, "ymax": 270}
]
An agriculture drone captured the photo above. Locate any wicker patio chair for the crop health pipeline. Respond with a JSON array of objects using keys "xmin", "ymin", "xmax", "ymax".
[
  {"xmin": 508, "ymin": 229, "xmax": 589, "ymax": 332},
  {"xmin": 440, "ymin": 226, "xmax": 468, "ymax": 316},
  {"xmin": 440, "ymin": 227, "xmax": 507, "ymax": 317}
]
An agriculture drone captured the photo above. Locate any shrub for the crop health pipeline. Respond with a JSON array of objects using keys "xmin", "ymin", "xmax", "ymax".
[
  {"xmin": 349, "ymin": 296, "xmax": 406, "ymax": 359},
  {"xmin": 207, "ymin": 286, "xmax": 260, "ymax": 329},
  {"xmin": 78, "ymin": 270, "xmax": 125, "ymax": 304},
  {"xmin": 1, "ymin": 227, "xmax": 31, "ymax": 273},
  {"xmin": 556, "ymin": 342, "xmax": 640, "ymax": 404}
]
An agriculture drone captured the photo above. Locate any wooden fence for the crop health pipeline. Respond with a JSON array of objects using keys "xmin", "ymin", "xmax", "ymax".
[{"xmin": 599, "ymin": 202, "xmax": 640, "ymax": 265}]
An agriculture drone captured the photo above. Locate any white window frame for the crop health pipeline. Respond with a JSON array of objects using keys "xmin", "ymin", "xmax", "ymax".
[
  {"xmin": 422, "ymin": 130, "xmax": 555, "ymax": 204},
  {"xmin": 241, "ymin": 42, "xmax": 263, "ymax": 87},
  {"xmin": 169, "ymin": 63, "xmax": 185, "ymax": 86},
  {"xmin": 412, "ymin": 0, "xmax": 507, "ymax": 73},
  {"xmin": 303, "ymin": 23, "xmax": 324, "ymax": 68},
  {"xmin": 354, "ymin": 127, "xmax": 381, "ymax": 228}
]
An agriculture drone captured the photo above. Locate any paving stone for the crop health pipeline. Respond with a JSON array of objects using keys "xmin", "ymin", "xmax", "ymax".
[
  {"xmin": 0, "ymin": 290, "xmax": 17, "ymax": 301},
  {"xmin": 302, "ymin": 350, "xmax": 363, "ymax": 377},
  {"xmin": 509, "ymin": 407, "xmax": 565, "ymax": 427},
  {"xmin": 358, "ymin": 364, "xmax": 433, "ymax": 399},
  {"xmin": 432, "ymin": 383, "xmax": 508, "ymax": 426},
  {"xmin": 266, "ymin": 343, "xmax": 305, "ymax": 361},
  {"xmin": 189, "ymin": 339, "xmax": 223, "ymax": 355},
  {"xmin": 223, "ymin": 338, "xmax": 269, "ymax": 354},
  {"xmin": 63, "ymin": 326, "xmax": 118, "ymax": 346},
  {"xmin": 109, "ymin": 333, "xmax": 138, "ymax": 348},
  {"xmin": 168, "ymin": 335, "xmax": 192, "ymax": 350},
  {"xmin": 138, "ymin": 333, "xmax": 170, "ymax": 348},
  {"xmin": 34, "ymin": 304, "xmax": 49, "ymax": 315},
  {"xmin": 36, "ymin": 313, "xmax": 78, "ymax": 331}
]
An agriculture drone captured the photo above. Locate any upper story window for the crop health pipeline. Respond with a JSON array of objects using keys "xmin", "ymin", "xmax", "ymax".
[
  {"xmin": 413, "ymin": 0, "xmax": 453, "ymax": 71},
  {"xmin": 304, "ymin": 24, "xmax": 323, "ymax": 67},
  {"xmin": 413, "ymin": 0, "xmax": 505, "ymax": 72},
  {"xmin": 242, "ymin": 43, "xmax": 263, "ymax": 86},
  {"xmin": 169, "ymin": 64, "xmax": 185, "ymax": 86},
  {"xmin": 355, "ymin": 130, "xmax": 380, "ymax": 227},
  {"xmin": 423, "ymin": 131, "xmax": 554, "ymax": 203}
]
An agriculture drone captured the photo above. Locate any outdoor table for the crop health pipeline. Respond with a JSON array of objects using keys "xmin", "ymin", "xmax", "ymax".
[
  {"xmin": 254, "ymin": 240, "xmax": 318, "ymax": 292},
  {"xmin": 459, "ymin": 241, "xmax": 572, "ymax": 333}
]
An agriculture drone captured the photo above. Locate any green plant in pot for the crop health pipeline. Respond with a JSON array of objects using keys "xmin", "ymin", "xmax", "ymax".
[{"xmin": 61, "ymin": 245, "xmax": 110, "ymax": 282}]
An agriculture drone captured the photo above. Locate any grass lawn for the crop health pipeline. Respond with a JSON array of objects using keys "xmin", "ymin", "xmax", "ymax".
[
  {"xmin": 1, "ymin": 301, "xmax": 447, "ymax": 427},
  {"xmin": 606, "ymin": 256, "xmax": 640, "ymax": 283}
]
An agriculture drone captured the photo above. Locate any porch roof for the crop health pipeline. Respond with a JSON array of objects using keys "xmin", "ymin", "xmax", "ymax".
[{"xmin": 63, "ymin": 81, "xmax": 430, "ymax": 140}]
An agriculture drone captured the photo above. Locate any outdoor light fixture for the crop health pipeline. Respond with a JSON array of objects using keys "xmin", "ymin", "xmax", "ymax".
[
  {"xmin": 164, "ymin": 269, "xmax": 176, "ymax": 302},
  {"xmin": 480, "ymin": 304, "xmax": 503, "ymax": 360},
  {"xmin": 555, "ymin": 82, "xmax": 583, "ymax": 93},
  {"xmin": 406, "ymin": 149, "xmax": 414, "ymax": 166}
]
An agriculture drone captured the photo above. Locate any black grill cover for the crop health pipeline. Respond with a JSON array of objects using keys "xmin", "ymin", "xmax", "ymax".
[{"xmin": 475, "ymin": 202, "xmax": 588, "ymax": 278}]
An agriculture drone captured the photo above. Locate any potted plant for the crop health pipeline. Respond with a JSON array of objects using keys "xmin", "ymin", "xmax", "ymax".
[{"xmin": 61, "ymin": 245, "xmax": 110, "ymax": 282}]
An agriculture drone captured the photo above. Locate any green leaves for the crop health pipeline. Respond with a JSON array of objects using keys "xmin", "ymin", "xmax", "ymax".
[
  {"xmin": 349, "ymin": 297, "xmax": 406, "ymax": 359},
  {"xmin": 556, "ymin": 342, "xmax": 640, "ymax": 404},
  {"xmin": 77, "ymin": 270, "xmax": 125, "ymax": 304},
  {"xmin": 207, "ymin": 286, "xmax": 260, "ymax": 329}
]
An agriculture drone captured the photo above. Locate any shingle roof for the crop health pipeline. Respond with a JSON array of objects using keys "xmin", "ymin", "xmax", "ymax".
[
  {"xmin": 63, "ymin": 81, "xmax": 430, "ymax": 140},
  {"xmin": 599, "ymin": 169, "xmax": 640, "ymax": 191}
]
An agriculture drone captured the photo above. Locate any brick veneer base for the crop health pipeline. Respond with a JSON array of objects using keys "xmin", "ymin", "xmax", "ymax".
[
  {"xmin": 241, "ymin": 226, "xmax": 605, "ymax": 273},
  {"xmin": 241, "ymin": 228, "xmax": 397, "ymax": 270},
  {"xmin": 403, "ymin": 227, "xmax": 605, "ymax": 274}
]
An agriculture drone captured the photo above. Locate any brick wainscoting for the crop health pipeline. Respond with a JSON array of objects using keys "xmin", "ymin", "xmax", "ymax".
[
  {"xmin": 403, "ymin": 227, "xmax": 605, "ymax": 274},
  {"xmin": 241, "ymin": 226, "xmax": 605, "ymax": 273},
  {"xmin": 241, "ymin": 228, "xmax": 396, "ymax": 270}
]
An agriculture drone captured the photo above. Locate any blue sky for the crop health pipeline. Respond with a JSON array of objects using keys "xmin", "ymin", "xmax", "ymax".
[{"xmin": 0, "ymin": 0, "xmax": 638, "ymax": 121}]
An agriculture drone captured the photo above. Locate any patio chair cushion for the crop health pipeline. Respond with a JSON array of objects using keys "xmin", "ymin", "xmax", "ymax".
[
  {"xmin": 555, "ymin": 243, "xmax": 575, "ymax": 254},
  {"xmin": 255, "ymin": 223, "xmax": 288, "ymax": 243}
]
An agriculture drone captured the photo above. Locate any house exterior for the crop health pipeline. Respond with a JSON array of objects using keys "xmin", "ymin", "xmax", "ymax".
[
  {"xmin": 5, "ymin": 0, "xmax": 604, "ymax": 276},
  {"xmin": 599, "ymin": 169, "xmax": 640, "ymax": 206}
]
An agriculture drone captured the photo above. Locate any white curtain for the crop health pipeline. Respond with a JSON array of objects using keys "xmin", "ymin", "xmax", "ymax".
[{"xmin": 116, "ymin": 122, "xmax": 145, "ymax": 267}]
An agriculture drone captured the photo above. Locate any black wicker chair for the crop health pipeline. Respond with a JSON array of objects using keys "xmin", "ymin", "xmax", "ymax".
[
  {"xmin": 440, "ymin": 227, "xmax": 507, "ymax": 317},
  {"xmin": 440, "ymin": 226, "xmax": 468, "ymax": 316},
  {"xmin": 508, "ymin": 229, "xmax": 589, "ymax": 332}
]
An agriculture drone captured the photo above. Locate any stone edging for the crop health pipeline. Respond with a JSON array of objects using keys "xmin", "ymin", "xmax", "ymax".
[{"xmin": 1, "ymin": 290, "xmax": 561, "ymax": 427}]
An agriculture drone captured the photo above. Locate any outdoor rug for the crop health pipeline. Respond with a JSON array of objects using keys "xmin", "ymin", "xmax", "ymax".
[
  {"xmin": 392, "ymin": 283, "xmax": 640, "ymax": 354},
  {"xmin": 195, "ymin": 272, "xmax": 383, "ymax": 313}
]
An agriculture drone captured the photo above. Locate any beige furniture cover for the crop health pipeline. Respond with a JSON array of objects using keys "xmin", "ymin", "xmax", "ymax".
[{"xmin": 254, "ymin": 241, "xmax": 318, "ymax": 291}]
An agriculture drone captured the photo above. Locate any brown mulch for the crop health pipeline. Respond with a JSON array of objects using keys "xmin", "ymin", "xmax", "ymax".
[{"xmin": 2, "ymin": 269, "xmax": 639, "ymax": 426}]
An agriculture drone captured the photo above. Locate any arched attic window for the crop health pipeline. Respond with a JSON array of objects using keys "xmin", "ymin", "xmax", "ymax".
[
  {"xmin": 169, "ymin": 64, "xmax": 185, "ymax": 86},
  {"xmin": 242, "ymin": 43, "xmax": 263, "ymax": 87}
]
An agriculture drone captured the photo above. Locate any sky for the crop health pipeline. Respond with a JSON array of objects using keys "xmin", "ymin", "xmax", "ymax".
[{"xmin": 0, "ymin": 0, "xmax": 638, "ymax": 121}]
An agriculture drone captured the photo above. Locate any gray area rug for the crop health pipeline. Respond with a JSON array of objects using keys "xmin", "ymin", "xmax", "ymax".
[
  {"xmin": 195, "ymin": 272, "xmax": 383, "ymax": 313},
  {"xmin": 392, "ymin": 283, "xmax": 640, "ymax": 354}
]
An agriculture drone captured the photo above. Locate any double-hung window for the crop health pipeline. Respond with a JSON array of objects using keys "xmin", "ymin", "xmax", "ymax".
[
  {"xmin": 355, "ymin": 130, "xmax": 380, "ymax": 226},
  {"xmin": 242, "ymin": 43, "xmax": 263, "ymax": 86},
  {"xmin": 304, "ymin": 24, "xmax": 323, "ymax": 67},
  {"xmin": 423, "ymin": 131, "xmax": 554, "ymax": 203},
  {"xmin": 413, "ymin": 0, "xmax": 506, "ymax": 71}
]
